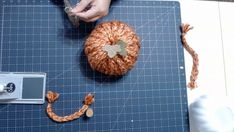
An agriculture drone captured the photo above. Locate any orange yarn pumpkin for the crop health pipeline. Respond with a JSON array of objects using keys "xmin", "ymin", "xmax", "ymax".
[{"xmin": 84, "ymin": 21, "xmax": 141, "ymax": 75}]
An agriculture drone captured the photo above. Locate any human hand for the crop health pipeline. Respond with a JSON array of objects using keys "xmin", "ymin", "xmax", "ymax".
[{"xmin": 71, "ymin": 0, "xmax": 111, "ymax": 22}]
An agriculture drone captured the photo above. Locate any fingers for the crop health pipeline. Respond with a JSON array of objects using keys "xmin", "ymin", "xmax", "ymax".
[
  {"xmin": 76, "ymin": 8, "xmax": 100, "ymax": 22},
  {"xmin": 71, "ymin": 0, "xmax": 92, "ymax": 13},
  {"xmin": 70, "ymin": 0, "xmax": 111, "ymax": 22},
  {"xmin": 85, "ymin": 16, "xmax": 100, "ymax": 22}
]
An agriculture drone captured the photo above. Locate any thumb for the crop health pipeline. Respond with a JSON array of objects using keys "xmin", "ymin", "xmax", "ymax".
[{"xmin": 71, "ymin": 0, "xmax": 91, "ymax": 13}]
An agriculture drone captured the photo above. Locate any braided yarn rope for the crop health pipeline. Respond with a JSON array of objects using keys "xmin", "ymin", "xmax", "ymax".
[
  {"xmin": 181, "ymin": 24, "xmax": 199, "ymax": 89},
  {"xmin": 46, "ymin": 91, "xmax": 94, "ymax": 122}
]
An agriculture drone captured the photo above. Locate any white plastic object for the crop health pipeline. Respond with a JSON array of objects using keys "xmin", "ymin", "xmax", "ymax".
[
  {"xmin": 189, "ymin": 95, "xmax": 234, "ymax": 132},
  {"xmin": 0, "ymin": 72, "xmax": 46, "ymax": 104},
  {"xmin": 0, "ymin": 84, "xmax": 6, "ymax": 93}
]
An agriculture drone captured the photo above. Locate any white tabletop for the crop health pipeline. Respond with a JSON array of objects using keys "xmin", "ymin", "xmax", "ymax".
[
  {"xmin": 179, "ymin": 1, "xmax": 234, "ymax": 131},
  {"xmin": 179, "ymin": 0, "xmax": 234, "ymax": 104}
]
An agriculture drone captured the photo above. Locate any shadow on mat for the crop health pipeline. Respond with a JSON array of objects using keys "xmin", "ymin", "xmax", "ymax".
[{"xmin": 77, "ymin": 50, "xmax": 124, "ymax": 83}]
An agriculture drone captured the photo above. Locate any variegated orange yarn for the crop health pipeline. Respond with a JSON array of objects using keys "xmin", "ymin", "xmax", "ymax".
[
  {"xmin": 46, "ymin": 91, "xmax": 94, "ymax": 122},
  {"xmin": 84, "ymin": 21, "xmax": 141, "ymax": 75},
  {"xmin": 181, "ymin": 24, "xmax": 199, "ymax": 89}
]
